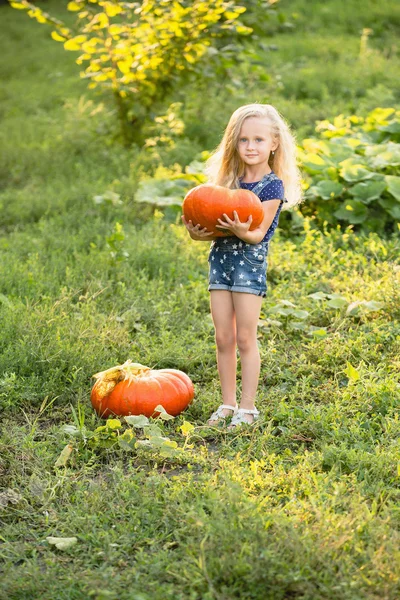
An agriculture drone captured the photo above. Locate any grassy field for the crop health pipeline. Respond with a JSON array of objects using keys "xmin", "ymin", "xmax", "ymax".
[{"xmin": 1, "ymin": 1, "xmax": 400, "ymax": 598}]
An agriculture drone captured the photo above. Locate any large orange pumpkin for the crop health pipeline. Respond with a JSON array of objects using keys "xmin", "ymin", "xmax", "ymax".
[
  {"xmin": 182, "ymin": 184, "xmax": 264, "ymax": 237},
  {"xmin": 91, "ymin": 360, "xmax": 195, "ymax": 419}
]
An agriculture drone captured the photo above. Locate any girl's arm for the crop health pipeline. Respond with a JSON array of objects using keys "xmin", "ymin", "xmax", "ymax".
[
  {"xmin": 181, "ymin": 216, "xmax": 215, "ymax": 241},
  {"xmin": 216, "ymin": 200, "xmax": 281, "ymax": 245}
]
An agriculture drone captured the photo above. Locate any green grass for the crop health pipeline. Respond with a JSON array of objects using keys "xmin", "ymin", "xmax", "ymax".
[{"xmin": 1, "ymin": 1, "xmax": 400, "ymax": 598}]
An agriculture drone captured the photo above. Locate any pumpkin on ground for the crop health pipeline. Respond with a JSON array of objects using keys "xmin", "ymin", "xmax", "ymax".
[
  {"xmin": 91, "ymin": 360, "xmax": 195, "ymax": 418},
  {"xmin": 182, "ymin": 183, "xmax": 264, "ymax": 237}
]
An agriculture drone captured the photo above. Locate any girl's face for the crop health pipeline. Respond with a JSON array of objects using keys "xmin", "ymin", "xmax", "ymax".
[{"xmin": 237, "ymin": 117, "xmax": 278, "ymax": 172}]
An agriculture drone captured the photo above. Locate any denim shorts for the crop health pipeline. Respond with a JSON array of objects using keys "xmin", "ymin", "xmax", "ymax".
[{"xmin": 208, "ymin": 237, "xmax": 268, "ymax": 297}]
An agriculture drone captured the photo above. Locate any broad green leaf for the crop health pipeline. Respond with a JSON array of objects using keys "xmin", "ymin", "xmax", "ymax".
[
  {"xmin": 348, "ymin": 180, "xmax": 386, "ymax": 203},
  {"xmin": 118, "ymin": 429, "xmax": 136, "ymax": 450},
  {"xmin": 278, "ymin": 299, "xmax": 297, "ymax": 307},
  {"xmin": 377, "ymin": 197, "xmax": 400, "ymax": 220},
  {"xmin": 327, "ymin": 296, "xmax": 348, "ymax": 309},
  {"xmin": 363, "ymin": 300, "xmax": 384, "ymax": 312},
  {"xmin": 301, "ymin": 153, "xmax": 328, "ymax": 173},
  {"xmin": 310, "ymin": 180, "xmax": 344, "ymax": 200},
  {"xmin": 270, "ymin": 306, "xmax": 295, "ymax": 316},
  {"xmin": 289, "ymin": 321, "xmax": 307, "ymax": 330},
  {"xmin": 346, "ymin": 301, "xmax": 362, "ymax": 315},
  {"xmin": 46, "ymin": 536, "xmax": 78, "ymax": 550},
  {"xmin": 334, "ymin": 199, "xmax": 368, "ymax": 224},
  {"xmin": 61, "ymin": 424, "xmax": 80, "ymax": 436},
  {"xmin": 144, "ymin": 424, "xmax": 163, "ymax": 438},
  {"xmin": 369, "ymin": 149, "xmax": 400, "ymax": 169},
  {"xmin": 154, "ymin": 405, "xmax": 175, "ymax": 420},
  {"xmin": 339, "ymin": 159, "xmax": 375, "ymax": 182},
  {"xmin": 292, "ymin": 309, "xmax": 309, "ymax": 319},
  {"xmin": 180, "ymin": 421, "xmax": 195, "ymax": 436},
  {"xmin": 124, "ymin": 415, "xmax": 149, "ymax": 428},
  {"xmin": 344, "ymin": 362, "xmax": 360, "ymax": 382},
  {"xmin": 307, "ymin": 291, "xmax": 329, "ymax": 301},
  {"xmin": 385, "ymin": 176, "xmax": 400, "ymax": 201}
]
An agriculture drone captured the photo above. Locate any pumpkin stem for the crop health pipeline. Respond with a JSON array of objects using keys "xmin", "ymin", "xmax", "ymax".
[{"xmin": 92, "ymin": 360, "xmax": 151, "ymax": 400}]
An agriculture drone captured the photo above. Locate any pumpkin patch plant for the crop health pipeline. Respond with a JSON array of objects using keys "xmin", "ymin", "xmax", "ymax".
[
  {"xmin": 91, "ymin": 360, "xmax": 194, "ymax": 419},
  {"xmin": 182, "ymin": 183, "xmax": 264, "ymax": 236}
]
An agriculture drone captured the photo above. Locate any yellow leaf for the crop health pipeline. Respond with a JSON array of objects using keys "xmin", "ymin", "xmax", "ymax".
[
  {"xmin": 184, "ymin": 53, "xmax": 196, "ymax": 64},
  {"xmin": 54, "ymin": 443, "xmax": 73, "ymax": 467},
  {"xmin": 109, "ymin": 24, "xmax": 125, "ymax": 35},
  {"xmin": 51, "ymin": 31, "xmax": 67, "ymax": 42},
  {"xmin": 90, "ymin": 12, "xmax": 109, "ymax": 29},
  {"xmin": 102, "ymin": 2, "xmax": 123, "ymax": 17},
  {"xmin": 94, "ymin": 73, "xmax": 110, "ymax": 81},
  {"xmin": 180, "ymin": 421, "xmax": 195, "ymax": 436},
  {"xmin": 67, "ymin": 1, "xmax": 82, "ymax": 11},
  {"xmin": 10, "ymin": 2, "xmax": 27, "ymax": 9},
  {"xmin": 64, "ymin": 35, "xmax": 87, "ymax": 51},
  {"xmin": 117, "ymin": 60, "xmax": 131, "ymax": 74}
]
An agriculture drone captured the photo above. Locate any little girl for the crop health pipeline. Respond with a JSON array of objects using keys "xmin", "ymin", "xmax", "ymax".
[{"xmin": 182, "ymin": 103, "xmax": 302, "ymax": 429}]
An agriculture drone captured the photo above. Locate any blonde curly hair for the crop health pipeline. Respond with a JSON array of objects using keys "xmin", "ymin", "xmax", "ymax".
[{"xmin": 205, "ymin": 103, "xmax": 303, "ymax": 209}]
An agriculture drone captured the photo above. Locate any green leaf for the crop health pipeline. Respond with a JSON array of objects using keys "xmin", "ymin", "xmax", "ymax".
[
  {"xmin": 326, "ymin": 296, "xmax": 348, "ymax": 309},
  {"xmin": 339, "ymin": 159, "xmax": 375, "ymax": 182},
  {"xmin": 310, "ymin": 180, "xmax": 344, "ymax": 200},
  {"xmin": 153, "ymin": 405, "xmax": 175, "ymax": 420},
  {"xmin": 348, "ymin": 180, "xmax": 387, "ymax": 204},
  {"xmin": 118, "ymin": 429, "xmax": 136, "ymax": 450},
  {"xmin": 180, "ymin": 421, "xmax": 195, "ymax": 436},
  {"xmin": 301, "ymin": 153, "xmax": 329, "ymax": 174},
  {"xmin": 289, "ymin": 321, "xmax": 307, "ymax": 330},
  {"xmin": 124, "ymin": 415, "xmax": 150, "ymax": 428},
  {"xmin": 46, "ymin": 536, "xmax": 78, "ymax": 550},
  {"xmin": 144, "ymin": 424, "xmax": 163, "ymax": 438},
  {"xmin": 365, "ymin": 143, "xmax": 400, "ymax": 169},
  {"xmin": 377, "ymin": 197, "xmax": 400, "ymax": 220},
  {"xmin": 278, "ymin": 300, "xmax": 296, "ymax": 307},
  {"xmin": 292, "ymin": 309, "xmax": 309, "ymax": 319},
  {"xmin": 363, "ymin": 300, "xmax": 384, "ymax": 312},
  {"xmin": 346, "ymin": 301, "xmax": 363, "ymax": 316},
  {"xmin": 308, "ymin": 327, "xmax": 328, "ymax": 337},
  {"xmin": 333, "ymin": 199, "xmax": 368, "ymax": 224},
  {"xmin": 307, "ymin": 291, "xmax": 329, "ymax": 301},
  {"xmin": 385, "ymin": 176, "xmax": 400, "ymax": 201},
  {"xmin": 344, "ymin": 362, "xmax": 360, "ymax": 382}
]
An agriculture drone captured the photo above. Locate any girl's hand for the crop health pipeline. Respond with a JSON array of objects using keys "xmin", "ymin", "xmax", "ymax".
[
  {"xmin": 181, "ymin": 215, "xmax": 214, "ymax": 239},
  {"xmin": 216, "ymin": 211, "xmax": 252, "ymax": 237}
]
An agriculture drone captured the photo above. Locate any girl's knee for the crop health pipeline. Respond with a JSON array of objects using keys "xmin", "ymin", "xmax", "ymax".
[
  {"xmin": 236, "ymin": 332, "xmax": 257, "ymax": 353},
  {"xmin": 215, "ymin": 331, "xmax": 236, "ymax": 352}
]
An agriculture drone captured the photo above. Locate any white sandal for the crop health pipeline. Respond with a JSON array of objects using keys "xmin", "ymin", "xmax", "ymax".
[
  {"xmin": 206, "ymin": 403, "xmax": 238, "ymax": 426},
  {"xmin": 228, "ymin": 407, "xmax": 260, "ymax": 429}
]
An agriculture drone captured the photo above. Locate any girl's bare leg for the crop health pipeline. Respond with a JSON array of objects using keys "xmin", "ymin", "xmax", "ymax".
[
  {"xmin": 232, "ymin": 292, "xmax": 263, "ymax": 422},
  {"xmin": 208, "ymin": 290, "xmax": 237, "ymax": 424}
]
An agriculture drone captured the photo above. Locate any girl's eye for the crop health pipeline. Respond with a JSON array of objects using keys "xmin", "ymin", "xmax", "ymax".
[{"xmin": 256, "ymin": 138, "xmax": 264, "ymax": 142}]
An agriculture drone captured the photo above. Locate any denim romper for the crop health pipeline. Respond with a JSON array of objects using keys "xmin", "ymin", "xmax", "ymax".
[{"xmin": 208, "ymin": 172, "xmax": 286, "ymax": 298}]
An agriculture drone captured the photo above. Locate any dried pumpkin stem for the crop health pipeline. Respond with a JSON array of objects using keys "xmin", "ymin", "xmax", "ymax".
[{"xmin": 92, "ymin": 359, "xmax": 151, "ymax": 400}]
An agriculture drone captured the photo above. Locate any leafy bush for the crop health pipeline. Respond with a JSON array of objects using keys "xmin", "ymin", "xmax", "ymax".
[
  {"xmin": 299, "ymin": 107, "xmax": 400, "ymax": 234},
  {"xmin": 9, "ymin": 0, "xmax": 254, "ymax": 144}
]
